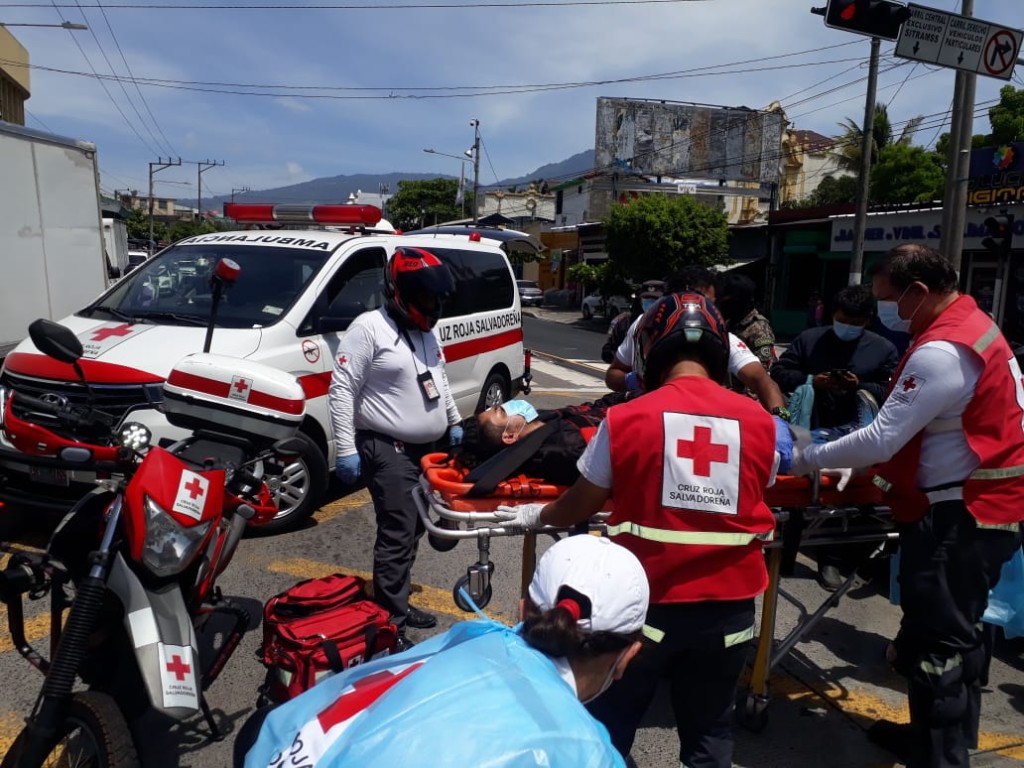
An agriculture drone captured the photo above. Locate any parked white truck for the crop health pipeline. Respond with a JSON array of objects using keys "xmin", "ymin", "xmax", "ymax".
[{"xmin": 0, "ymin": 122, "xmax": 110, "ymax": 358}]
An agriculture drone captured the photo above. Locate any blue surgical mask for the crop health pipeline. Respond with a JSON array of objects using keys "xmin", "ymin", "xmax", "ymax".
[
  {"xmin": 641, "ymin": 297, "xmax": 657, "ymax": 311},
  {"xmin": 832, "ymin": 320, "xmax": 865, "ymax": 341},
  {"xmin": 501, "ymin": 399, "xmax": 538, "ymax": 423}
]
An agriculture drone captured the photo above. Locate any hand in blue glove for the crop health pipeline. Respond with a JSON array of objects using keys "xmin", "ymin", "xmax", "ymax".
[
  {"xmin": 335, "ymin": 453, "xmax": 362, "ymax": 485},
  {"xmin": 773, "ymin": 416, "xmax": 795, "ymax": 474},
  {"xmin": 625, "ymin": 371, "xmax": 643, "ymax": 394},
  {"xmin": 449, "ymin": 425, "xmax": 464, "ymax": 446}
]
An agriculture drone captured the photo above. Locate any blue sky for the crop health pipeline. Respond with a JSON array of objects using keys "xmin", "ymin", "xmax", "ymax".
[{"xmin": 3, "ymin": 0, "xmax": 1020, "ymax": 201}]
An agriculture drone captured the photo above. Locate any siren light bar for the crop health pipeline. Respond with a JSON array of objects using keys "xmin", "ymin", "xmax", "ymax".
[{"xmin": 223, "ymin": 203, "xmax": 382, "ymax": 227}]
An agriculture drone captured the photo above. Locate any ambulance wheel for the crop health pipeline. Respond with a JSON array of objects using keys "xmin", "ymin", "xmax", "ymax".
[
  {"xmin": 737, "ymin": 693, "xmax": 769, "ymax": 733},
  {"xmin": 453, "ymin": 574, "xmax": 492, "ymax": 612},
  {"xmin": 258, "ymin": 432, "xmax": 328, "ymax": 534},
  {"xmin": 476, "ymin": 371, "xmax": 509, "ymax": 413}
]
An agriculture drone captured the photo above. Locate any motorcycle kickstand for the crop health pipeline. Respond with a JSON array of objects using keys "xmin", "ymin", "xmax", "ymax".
[{"xmin": 199, "ymin": 692, "xmax": 223, "ymax": 741}]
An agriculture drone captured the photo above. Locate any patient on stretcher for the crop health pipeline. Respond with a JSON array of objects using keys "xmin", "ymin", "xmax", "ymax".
[{"xmin": 455, "ymin": 393, "xmax": 626, "ymax": 486}]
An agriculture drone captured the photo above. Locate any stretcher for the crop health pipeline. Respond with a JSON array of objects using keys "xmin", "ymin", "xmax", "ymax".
[{"xmin": 413, "ymin": 452, "xmax": 897, "ymax": 730}]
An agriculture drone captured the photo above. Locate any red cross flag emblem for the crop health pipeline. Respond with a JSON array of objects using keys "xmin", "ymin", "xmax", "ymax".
[
  {"xmin": 894, "ymin": 373, "xmax": 925, "ymax": 405},
  {"xmin": 662, "ymin": 413, "xmax": 740, "ymax": 515},
  {"xmin": 166, "ymin": 654, "xmax": 191, "ymax": 681}
]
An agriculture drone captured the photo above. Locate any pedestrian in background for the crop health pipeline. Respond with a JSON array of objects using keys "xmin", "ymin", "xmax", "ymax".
[
  {"xmin": 328, "ymin": 247, "xmax": 463, "ymax": 648},
  {"xmin": 791, "ymin": 244, "xmax": 1024, "ymax": 768},
  {"xmin": 715, "ymin": 272, "xmax": 777, "ymax": 371}
]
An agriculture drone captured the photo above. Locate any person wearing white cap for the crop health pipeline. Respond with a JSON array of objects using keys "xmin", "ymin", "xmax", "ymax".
[{"xmin": 237, "ymin": 534, "xmax": 649, "ymax": 768}]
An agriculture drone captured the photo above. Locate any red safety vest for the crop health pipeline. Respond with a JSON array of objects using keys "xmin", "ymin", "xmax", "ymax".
[
  {"xmin": 606, "ymin": 376, "xmax": 777, "ymax": 604},
  {"xmin": 873, "ymin": 295, "xmax": 1024, "ymax": 525}
]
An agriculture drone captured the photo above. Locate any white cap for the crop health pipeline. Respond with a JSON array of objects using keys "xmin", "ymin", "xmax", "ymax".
[{"xmin": 528, "ymin": 535, "xmax": 649, "ymax": 636}]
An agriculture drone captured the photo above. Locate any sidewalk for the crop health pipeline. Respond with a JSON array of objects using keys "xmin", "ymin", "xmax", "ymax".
[{"xmin": 523, "ymin": 305, "xmax": 610, "ymax": 329}]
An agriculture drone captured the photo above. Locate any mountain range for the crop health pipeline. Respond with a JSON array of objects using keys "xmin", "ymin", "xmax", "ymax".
[{"xmin": 187, "ymin": 150, "xmax": 596, "ymax": 212}]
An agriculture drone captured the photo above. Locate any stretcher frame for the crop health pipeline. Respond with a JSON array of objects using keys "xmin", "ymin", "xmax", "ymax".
[{"xmin": 413, "ymin": 462, "xmax": 897, "ymax": 730}]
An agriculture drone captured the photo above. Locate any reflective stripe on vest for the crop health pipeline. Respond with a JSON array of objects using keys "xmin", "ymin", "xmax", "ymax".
[
  {"xmin": 973, "ymin": 323, "xmax": 1000, "ymax": 354},
  {"xmin": 970, "ymin": 464, "xmax": 1024, "ymax": 480},
  {"xmin": 642, "ymin": 624, "xmax": 665, "ymax": 644},
  {"xmin": 605, "ymin": 521, "xmax": 774, "ymax": 546}
]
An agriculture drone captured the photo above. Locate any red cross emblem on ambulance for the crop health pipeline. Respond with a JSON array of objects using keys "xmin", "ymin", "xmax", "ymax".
[{"xmin": 662, "ymin": 413, "xmax": 740, "ymax": 515}]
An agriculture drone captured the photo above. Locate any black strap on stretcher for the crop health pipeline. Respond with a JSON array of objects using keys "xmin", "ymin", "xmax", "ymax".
[{"xmin": 463, "ymin": 421, "xmax": 559, "ymax": 498}]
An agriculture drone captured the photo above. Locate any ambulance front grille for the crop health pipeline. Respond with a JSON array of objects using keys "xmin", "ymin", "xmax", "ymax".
[{"xmin": 0, "ymin": 371, "xmax": 162, "ymax": 423}]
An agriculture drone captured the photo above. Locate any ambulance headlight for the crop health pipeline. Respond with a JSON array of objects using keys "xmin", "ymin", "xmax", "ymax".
[{"xmin": 141, "ymin": 496, "xmax": 211, "ymax": 577}]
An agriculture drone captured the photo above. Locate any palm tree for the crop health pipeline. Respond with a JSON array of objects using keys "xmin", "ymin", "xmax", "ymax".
[{"xmin": 837, "ymin": 103, "xmax": 924, "ymax": 171}]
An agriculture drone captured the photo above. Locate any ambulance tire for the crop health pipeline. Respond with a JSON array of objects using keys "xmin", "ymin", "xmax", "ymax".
[
  {"xmin": 475, "ymin": 370, "xmax": 509, "ymax": 413},
  {"xmin": 257, "ymin": 432, "xmax": 329, "ymax": 535}
]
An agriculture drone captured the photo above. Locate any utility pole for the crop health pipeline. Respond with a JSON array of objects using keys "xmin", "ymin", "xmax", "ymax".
[
  {"xmin": 849, "ymin": 37, "xmax": 881, "ymax": 286},
  {"xmin": 148, "ymin": 157, "xmax": 181, "ymax": 252},
  {"xmin": 468, "ymin": 119, "xmax": 481, "ymax": 224},
  {"xmin": 195, "ymin": 159, "xmax": 225, "ymax": 223},
  {"xmin": 940, "ymin": 0, "xmax": 975, "ymax": 277},
  {"xmin": 231, "ymin": 186, "xmax": 251, "ymax": 203}
]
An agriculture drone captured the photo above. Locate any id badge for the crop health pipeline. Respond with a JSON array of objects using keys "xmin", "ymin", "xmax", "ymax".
[{"xmin": 417, "ymin": 370, "xmax": 440, "ymax": 401}]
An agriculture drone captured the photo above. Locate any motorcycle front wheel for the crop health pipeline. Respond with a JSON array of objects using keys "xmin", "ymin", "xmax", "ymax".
[{"xmin": 1, "ymin": 691, "xmax": 139, "ymax": 768}]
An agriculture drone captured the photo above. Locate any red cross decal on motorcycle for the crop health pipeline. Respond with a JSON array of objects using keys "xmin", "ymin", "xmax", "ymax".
[
  {"xmin": 166, "ymin": 654, "xmax": 191, "ymax": 681},
  {"xmin": 184, "ymin": 477, "xmax": 205, "ymax": 500},
  {"xmin": 902, "ymin": 376, "xmax": 917, "ymax": 392},
  {"xmin": 676, "ymin": 426, "xmax": 729, "ymax": 477},
  {"xmin": 233, "ymin": 378, "xmax": 250, "ymax": 396},
  {"xmin": 90, "ymin": 323, "xmax": 134, "ymax": 342},
  {"xmin": 338, "ymin": 356, "xmax": 348, "ymax": 365}
]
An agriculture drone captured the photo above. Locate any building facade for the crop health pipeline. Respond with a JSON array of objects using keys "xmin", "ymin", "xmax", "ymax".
[{"xmin": 0, "ymin": 28, "xmax": 29, "ymax": 125}]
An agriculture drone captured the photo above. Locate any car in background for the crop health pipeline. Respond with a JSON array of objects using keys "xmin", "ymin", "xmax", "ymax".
[
  {"xmin": 581, "ymin": 290, "xmax": 629, "ymax": 320},
  {"xmin": 516, "ymin": 279, "xmax": 544, "ymax": 307},
  {"xmin": 125, "ymin": 250, "xmax": 149, "ymax": 273}
]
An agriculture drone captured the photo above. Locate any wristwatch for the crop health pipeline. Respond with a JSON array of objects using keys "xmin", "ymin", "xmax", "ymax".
[{"xmin": 770, "ymin": 406, "xmax": 792, "ymax": 422}]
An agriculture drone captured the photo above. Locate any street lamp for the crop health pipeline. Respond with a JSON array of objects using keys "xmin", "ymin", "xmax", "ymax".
[
  {"xmin": 423, "ymin": 148, "xmax": 469, "ymax": 218},
  {"xmin": 0, "ymin": 21, "xmax": 88, "ymax": 30}
]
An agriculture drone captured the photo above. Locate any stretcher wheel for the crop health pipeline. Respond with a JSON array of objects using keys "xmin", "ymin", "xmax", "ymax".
[
  {"xmin": 427, "ymin": 532, "xmax": 459, "ymax": 552},
  {"xmin": 453, "ymin": 574, "xmax": 492, "ymax": 612},
  {"xmin": 737, "ymin": 693, "xmax": 769, "ymax": 733}
]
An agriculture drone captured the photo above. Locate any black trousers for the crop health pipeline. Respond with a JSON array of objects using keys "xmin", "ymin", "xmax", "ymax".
[
  {"xmin": 586, "ymin": 599, "xmax": 755, "ymax": 768},
  {"xmin": 893, "ymin": 500, "xmax": 1021, "ymax": 768},
  {"xmin": 356, "ymin": 431, "xmax": 438, "ymax": 633}
]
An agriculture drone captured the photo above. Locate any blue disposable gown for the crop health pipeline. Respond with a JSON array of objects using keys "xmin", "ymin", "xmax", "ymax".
[{"xmin": 244, "ymin": 618, "xmax": 625, "ymax": 768}]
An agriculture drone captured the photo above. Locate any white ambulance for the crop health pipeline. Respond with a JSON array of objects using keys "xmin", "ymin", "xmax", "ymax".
[{"xmin": 0, "ymin": 204, "xmax": 530, "ymax": 532}]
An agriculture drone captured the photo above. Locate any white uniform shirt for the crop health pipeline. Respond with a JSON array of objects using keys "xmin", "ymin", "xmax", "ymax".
[
  {"xmin": 614, "ymin": 316, "xmax": 758, "ymax": 377},
  {"xmin": 329, "ymin": 307, "xmax": 460, "ymax": 456},
  {"xmin": 804, "ymin": 340, "xmax": 983, "ymax": 488}
]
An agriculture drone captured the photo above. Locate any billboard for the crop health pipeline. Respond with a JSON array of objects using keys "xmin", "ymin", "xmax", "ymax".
[
  {"xmin": 594, "ymin": 98, "xmax": 786, "ymax": 184},
  {"xmin": 968, "ymin": 143, "xmax": 1024, "ymax": 205}
]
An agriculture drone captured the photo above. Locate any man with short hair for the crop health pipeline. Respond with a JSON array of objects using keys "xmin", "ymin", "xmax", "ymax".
[
  {"xmin": 715, "ymin": 272, "xmax": 777, "ymax": 371},
  {"xmin": 791, "ymin": 244, "xmax": 1024, "ymax": 768}
]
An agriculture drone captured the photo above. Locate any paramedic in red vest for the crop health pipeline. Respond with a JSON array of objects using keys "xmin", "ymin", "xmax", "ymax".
[
  {"xmin": 790, "ymin": 244, "xmax": 1024, "ymax": 768},
  {"xmin": 496, "ymin": 293, "xmax": 784, "ymax": 768},
  {"xmin": 329, "ymin": 247, "xmax": 463, "ymax": 648}
]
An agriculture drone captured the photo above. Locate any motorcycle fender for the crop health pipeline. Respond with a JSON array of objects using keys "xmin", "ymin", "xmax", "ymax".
[{"xmin": 107, "ymin": 554, "xmax": 201, "ymax": 720}]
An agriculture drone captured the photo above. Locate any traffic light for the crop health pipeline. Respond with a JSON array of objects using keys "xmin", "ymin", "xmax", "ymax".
[
  {"xmin": 982, "ymin": 213, "xmax": 1015, "ymax": 258},
  {"xmin": 818, "ymin": 0, "xmax": 911, "ymax": 41}
]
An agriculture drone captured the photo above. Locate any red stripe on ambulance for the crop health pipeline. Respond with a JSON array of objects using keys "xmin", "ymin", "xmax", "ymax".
[
  {"xmin": 442, "ymin": 328, "xmax": 524, "ymax": 363},
  {"xmin": 167, "ymin": 369, "xmax": 304, "ymax": 415}
]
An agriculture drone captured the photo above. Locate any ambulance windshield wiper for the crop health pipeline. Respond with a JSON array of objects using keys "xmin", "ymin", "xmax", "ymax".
[
  {"xmin": 88, "ymin": 305, "xmax": 138, "ymax": 323},
  {"xmin": 131, "ymin": 311, "xmax": 209, "ymax": 327}
]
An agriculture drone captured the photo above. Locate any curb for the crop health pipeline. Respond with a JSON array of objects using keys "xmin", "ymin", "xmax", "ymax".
[{"xmin": 529, "ymin": 349, "xmax": 606, "ymax": 380}]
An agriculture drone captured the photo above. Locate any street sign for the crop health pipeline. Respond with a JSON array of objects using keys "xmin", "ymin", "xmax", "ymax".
[{"xmin": 895, "ymin": 3, "xmax": 1022, "ymax": 81}]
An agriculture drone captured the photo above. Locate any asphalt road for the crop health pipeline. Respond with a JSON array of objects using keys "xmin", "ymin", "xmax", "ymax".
[{"xmin": 1, "ymin": 316, "xmax": 1022, "ymax": 767}]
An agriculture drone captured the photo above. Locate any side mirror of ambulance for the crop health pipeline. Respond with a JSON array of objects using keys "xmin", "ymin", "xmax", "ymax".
[{"xmin": 28, "ymin": 318, "xmax": 84, "ymax": 365}]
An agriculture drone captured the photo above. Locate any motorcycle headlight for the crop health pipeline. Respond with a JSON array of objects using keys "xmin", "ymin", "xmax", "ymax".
[{"xmin": 141, "ymin": 495, "xmax": 212, "ymax": 578}]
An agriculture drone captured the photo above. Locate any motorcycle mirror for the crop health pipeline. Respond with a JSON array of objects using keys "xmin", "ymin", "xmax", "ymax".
[
  {"xmin": 272, "ymin": 436, "xmax": 306, "ymax": 459},
  {"xmin": 28, "ymin": 319, "xmax": 84, "ymax": 365},
  {"xmin": 214, "ymin": 257, "xmax": 241, "ymax": 284}
]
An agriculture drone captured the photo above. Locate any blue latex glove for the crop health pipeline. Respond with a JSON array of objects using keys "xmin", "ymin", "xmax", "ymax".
[
  {"xmin": 773, "ymin": 416, "xmax": 794, "ymax": 474},
  {"xmin": 449, "ymin": 425, "xmax": 464, "ymax": 446},
  {"xmin": 335, "ymin": 454, "xmax": 362, "ymax": 485},
  {"xmin": 625, "ymin": 371, "xmax": 643, "ymax": 393}
]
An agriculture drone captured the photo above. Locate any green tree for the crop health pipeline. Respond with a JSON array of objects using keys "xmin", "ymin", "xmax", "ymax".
[
  {"xmin": 603, "ymin": 194, "xmax": 728, "ymax": 281},
  {"xmin": 987, "ymin": 85, "xmax": 1024, "ymax": 145},
  {"xmin": 784, "ymin": 174, "xmax": 858, "ymax": 208},
  {"xmin": 870, "ymin": 144, "xmax": 945, "ymax": 204},
  {"xmin": 837, "ymin": 103, "xmax": 923, "ymax": 172},
  {"xmin": 386, "ymin": 178, "xmax": 463, "ymax": 231}
]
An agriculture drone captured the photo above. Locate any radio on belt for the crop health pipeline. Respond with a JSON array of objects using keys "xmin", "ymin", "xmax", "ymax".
[{"xmin": 162, "ymin": 353, "xmax": 305, "ymax": 443}]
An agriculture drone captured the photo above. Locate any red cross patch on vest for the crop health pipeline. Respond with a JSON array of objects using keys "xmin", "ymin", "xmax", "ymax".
[{"xmin": 662, "ymin": 413, "xmax": 740, "ymax": 515}]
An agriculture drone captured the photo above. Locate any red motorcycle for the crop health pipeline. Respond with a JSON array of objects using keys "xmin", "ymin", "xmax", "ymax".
[{"xmin": 0, "ymin": 318, "xmax": 306, "ymax": 768}]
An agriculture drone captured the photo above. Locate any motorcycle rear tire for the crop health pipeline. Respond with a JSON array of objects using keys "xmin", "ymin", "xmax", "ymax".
[{"xmin": 1, "ymin": 691, "xmax": 139, "ymax": 768}]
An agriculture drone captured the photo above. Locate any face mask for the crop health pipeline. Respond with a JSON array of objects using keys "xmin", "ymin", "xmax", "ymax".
[
  {"xmin": 832, "ymin": 320, "xmax": 865, "ymax": 341},
  {"xmin": 501, "ymin": 399, "xmax": 538, "ymax": 423},
  {"xmin": 641, "ymin": 297, "xmax": 657, "ymax": 312},
  {"xmin": 580, "ymin": 647, "xmax": 631, "ymax": 704},
  {"xmin": 877, "ymin": 284, "xmax": 924, "ymax": 333}
]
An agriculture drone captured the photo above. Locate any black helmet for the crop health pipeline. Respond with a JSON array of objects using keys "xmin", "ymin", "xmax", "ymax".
[
  {"xmin": 383, "ymin": 247, "xmax": 455, "ymax": 331},
  {"xmin": 634, "ymin": 292, "xmax": 730, "ymax": 389}
]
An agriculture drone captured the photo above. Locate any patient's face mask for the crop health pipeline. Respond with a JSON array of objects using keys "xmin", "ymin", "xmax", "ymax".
[{"xmin": 501, "ymin": 399, "xmax": 538, "ymax": 423}]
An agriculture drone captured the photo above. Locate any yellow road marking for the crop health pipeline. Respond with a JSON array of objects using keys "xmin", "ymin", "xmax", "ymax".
[
  {"xmin": 0, "ymin": 711, "xmax": 24, "ymax": 757},
  {"xmin": 0, "ymin": 613, "xmax": 53, "ymax": 655},
  {"xmin": 266, "ymin": 557, "xmax": 512, "ymax": 625},
  {"xmin": 315, "ymin": 490, "xmax": 372, "ymax": 524}
]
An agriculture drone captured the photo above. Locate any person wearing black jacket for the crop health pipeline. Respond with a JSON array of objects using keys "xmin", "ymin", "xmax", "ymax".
[{"xmin": 771, "ymin": 285, "xmax": 899, "ymax": 430}]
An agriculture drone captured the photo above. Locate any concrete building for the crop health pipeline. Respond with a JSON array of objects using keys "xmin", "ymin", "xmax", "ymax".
[{"xmin": 0, "ymin": 27, "xmax": 29, "ymax": 125}]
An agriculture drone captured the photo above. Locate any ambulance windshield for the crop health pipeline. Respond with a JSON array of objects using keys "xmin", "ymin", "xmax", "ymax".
[{"xmin": 82, "ymin": 243, "xmax": 332, "ymax": 328}]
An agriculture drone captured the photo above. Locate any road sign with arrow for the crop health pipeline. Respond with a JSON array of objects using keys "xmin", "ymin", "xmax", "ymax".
[{"xmin": 895, "ymin": 3, "xmax": 1022, "ymax": 81}]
